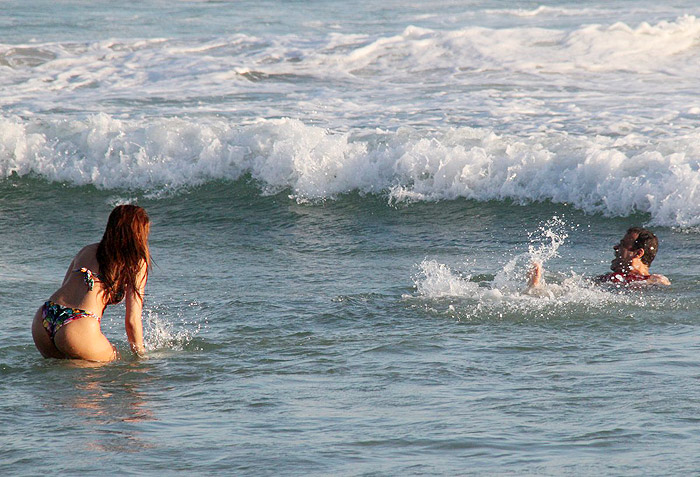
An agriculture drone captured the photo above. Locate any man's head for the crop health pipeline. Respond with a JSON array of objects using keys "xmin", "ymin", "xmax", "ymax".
[{"xmin": 610, "ymin": 227, "xmax": 659, "ymax": 273}]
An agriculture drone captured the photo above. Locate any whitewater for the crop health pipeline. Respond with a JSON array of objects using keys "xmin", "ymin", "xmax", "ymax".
[{"xmin": 1, "ymin": 6, "xmax": 699, "ymax": 228}]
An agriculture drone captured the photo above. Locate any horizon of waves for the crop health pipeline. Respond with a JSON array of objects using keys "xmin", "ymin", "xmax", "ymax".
[{"xmin": 3, "ymin": 16, "xmax": 700, "ymax": 96}]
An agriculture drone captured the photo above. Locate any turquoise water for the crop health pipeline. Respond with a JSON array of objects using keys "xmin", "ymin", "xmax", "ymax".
[{"xmin": 2, "ymin": 1, "xmax": 700, "ymax": 475}]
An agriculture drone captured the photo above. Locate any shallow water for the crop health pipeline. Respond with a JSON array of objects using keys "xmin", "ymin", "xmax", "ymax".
[
  {"xmin": 3, "ymin": 180, "xmax": 699, "ymax": 474},
  {"xmin": 2, "ymin": 1, "xmax": 700, "ymax": 475}
]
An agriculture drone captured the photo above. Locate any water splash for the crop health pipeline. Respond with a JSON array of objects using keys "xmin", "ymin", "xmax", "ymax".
[
  {"xmin": 412, "ymin": 259, "xmax": 483, "ymax": 299},
  {"xmin": 409, "ymin": 216, "xmax": 644, "ymax": 319},
  {"xmin": 143, "ymin": 305, "xmax": 207, "ymax": 352},
  {"xmin": 527, "ymin": 215, "xmax": 570, "ymax": 265},
  {"xmin": 411, "ymin": 257, "xmax": 643, "ymax": 320},
  {"xmin": 491, "ymin": 216, "xmax": 571, "ymax": 292}
]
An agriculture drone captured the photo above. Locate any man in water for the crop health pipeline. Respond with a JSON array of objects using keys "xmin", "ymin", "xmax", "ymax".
[{"xmin": 528, "ymin": 227, "xmax": 670, "ymax": 289}]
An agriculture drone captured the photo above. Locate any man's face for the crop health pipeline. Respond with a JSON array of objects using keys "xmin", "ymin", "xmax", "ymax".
[{"xmin": 611, "ymin": 231, "xmax": 640, "ymax": 273}]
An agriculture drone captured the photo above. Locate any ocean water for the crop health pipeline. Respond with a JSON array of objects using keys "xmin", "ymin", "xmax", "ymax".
[{"xmin": 1, "ymin": 1, "xmax": 699, "ymax": 474}]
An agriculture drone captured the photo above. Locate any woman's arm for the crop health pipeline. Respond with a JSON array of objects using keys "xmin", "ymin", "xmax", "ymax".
[{"xmin": 125, "ymin": 260, "xmax": 148, "ymax": 356}]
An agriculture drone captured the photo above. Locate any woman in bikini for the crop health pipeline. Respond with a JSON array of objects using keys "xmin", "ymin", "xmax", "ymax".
[{"xmin": 32, "ymin": 205, "xmax": 151, "ymax": 361}]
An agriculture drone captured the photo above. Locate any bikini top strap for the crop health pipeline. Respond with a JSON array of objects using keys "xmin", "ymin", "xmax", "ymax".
[{"xmin": 74, "ymin": 267, "xmax": 100, "ymax": 291}]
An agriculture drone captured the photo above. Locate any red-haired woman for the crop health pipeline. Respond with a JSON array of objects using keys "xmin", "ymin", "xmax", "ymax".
[{"xmin": 32, "ymin": 205, "xmax": 151, "ymax": 361}]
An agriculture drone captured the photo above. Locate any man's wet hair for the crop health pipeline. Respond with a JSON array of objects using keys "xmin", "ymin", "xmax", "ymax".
[{"xmin": 627, "ymin": 227, "xmax": 659, "ymax": 266}]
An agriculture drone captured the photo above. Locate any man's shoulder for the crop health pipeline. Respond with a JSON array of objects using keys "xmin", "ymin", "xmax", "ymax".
[
  {"xmin": 647, "ymin": 274, "xmax": 671, "ymax": 286},
  {"xmin": 596, "ymin": 271, "xmax": 670, "ymax": 286}
]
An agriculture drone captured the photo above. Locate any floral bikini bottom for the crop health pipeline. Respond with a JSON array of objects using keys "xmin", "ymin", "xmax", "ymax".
[{"xmin": 42, "ymin": 301, "xmax": 100, "ymax": 342}]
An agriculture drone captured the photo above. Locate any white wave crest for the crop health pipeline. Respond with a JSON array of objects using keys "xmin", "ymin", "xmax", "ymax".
[{"xmin": 1, "ymin": 114, "xmax": 698, "ymax": 228}]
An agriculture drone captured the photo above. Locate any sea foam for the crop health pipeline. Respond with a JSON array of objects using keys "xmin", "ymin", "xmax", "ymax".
[
  {"xmin": 2, "ymin": 16, "xmax": 700, "ymax": 116},
  {"xmin": 1, "ymin": 114, "xmax": 698, "ymax": 228},
  {"xmin": 0, "ymin": 113, "xmax": 698, "ymax": 227},
  {"xmin": 2, "ymin": 15, "xmax": 699, "ymax": 228}
]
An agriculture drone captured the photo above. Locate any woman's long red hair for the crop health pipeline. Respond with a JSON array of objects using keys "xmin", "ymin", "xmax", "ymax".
[{"xmin": 97, "ymin": 205, "xmax": 151, "ymax": 303}]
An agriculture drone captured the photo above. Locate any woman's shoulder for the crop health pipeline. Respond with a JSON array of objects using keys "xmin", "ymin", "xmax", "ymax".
[
  {"xmin": 76, "ymin": 243, "xmax": 99, "ymax": 255},
  {"xmin": 73, "ymin": 243, "xmax": 100, "ymax": 264}
]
